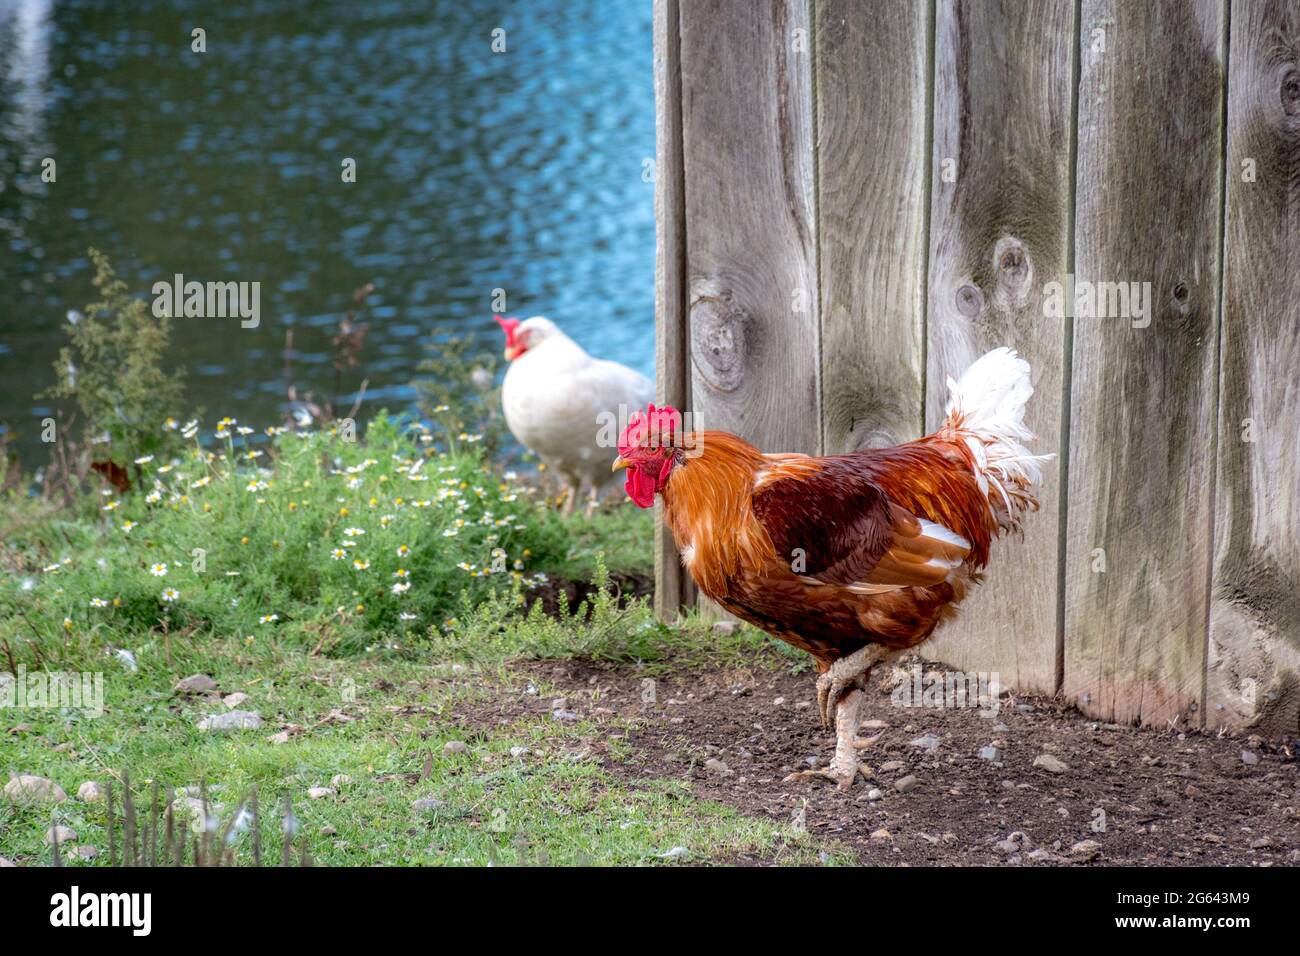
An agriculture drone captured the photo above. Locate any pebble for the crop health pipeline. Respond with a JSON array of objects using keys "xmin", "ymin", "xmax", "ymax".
[
  {"xmin": 1241, "ymin": 750, "xmax": 1259, "ymax": 766},
  {"xmin": 773, "ymin": 697, "xmax": 786, "ymax": 706},
  {"xmin": 659, "ymin": 846, "xmax": 690, "ymax": 859},
  {"xmin": 992, "ymin": 722, "xmax": 1010, "ymax": 732},
  {"xmin": 794, "ymin": 701, "xmax": 811, "ymax": 710},
  {"xmin": 995, "ymin": 839, "xmax": 1019, "ymax": 854},
  {"xmin": 0, "ymin": 856, "xmax": 14, "ymax": 867},
  {"xmin": 1027, "ymin": 848, "xmax": 1055, "ymax": 863},
  {"xmin": 330, "ymin": 774, "xmax": 352, "ymax": 788},
  {"xmin": 1069, "ymin": 839, "xmax": 1102, "ymax": 861},
  {"xmin": 978, "ymin": 745, "xmax": 1003, "ymax": 763},
  {"xmin": 551, "ymin": 698, "xmax": 568, "ymax": 711},
  {"xmin": 4, "ymin": 775, "xmax": 67, "ymax": 803},
  {"xmin": 870, "ymin": 828, "xmax": 892, "ymax": 841},
  {"xmin": 910, "ymin": 734, "xmax": 941, "ymax": 752},
  {"xmin": 443, "ymin": 740, "xmax": 468, "ymax": 755},
  {"xmin": 307, "ymin": 787, "xmax": 335, "ymax": 800},
  {"xmin": 411, "ymin": 797, "xmax": 443, "ymax": 813},
  {"xmin": 319, "ymin": 826, "xmax": 338, "ymax": 836},
  {"xmin": 803, "ymin": 755, "xmax": 821, "ymax": 769},
  {"xmin": 894, "ymin": 774, "xmax": 920, "ymax": 793},
  {"xmin": 77, "ymin": 781, "xmax": 104, "ymax": 802},
  {"xmin": 174, "ymin": 674, "xmax": 218, "ymax": 694},
  {"xmin": 879, "ymin": 760, "xmax": 905, "ymax": 773},
  {"xmin": 711, "ymin": 621, "xmax": 737, "ymax": 636},
  {"xmin": 509, "ymin": 746, "xmax": 528, "ymax": 759},
  {"xmin": 197, "ymin": 710, "xmax": 262, "ymax": 731},
  {"xmin": 1033, "ymin": 754, "xmax": 1069, "ymax": 774},
  {"xmin": 867, "ymin": 788, "xmax": 883, "ymax": 802},
  {"xmin": 704, "ymin": 758, "xmax": 731, "ymax": 775},
  {"xmin": 551, "ymin": 710, "xmax": 580, "ymax": 721},
  {"xmin": 1249, "ymin": 835, "xmax": 1273, "ymax": 849},
  {"xmin": 73, "ymin": 846, "xmax": 99, "ymax": 860},
  {"xmin": 45, "ymin": 825, "xmax": 77, "ymax": 845},
  {"xmin": 223, "ymin": 692, "xmax": 250, "ymax": 709}
]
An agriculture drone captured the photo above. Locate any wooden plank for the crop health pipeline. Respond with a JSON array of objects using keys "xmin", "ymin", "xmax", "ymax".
[
  {"xmin": 1208, "ymin": 0, "xmax": 1300, "ymax": 735},
  {"xmin": 677, "ymin": 0, "xmax": 820, "ymax": 456},
  {"xmin": 816, "ymin": 0, "xmax": 931, "ymax": 455},
  {"xmin": 921, "ymin": 0, "xmax": 1075, "ymax": 695},
  {"xmin": 1064, "ymin": 0, "xmax": 1226, "ymax": 727},
  {"xmin": 652, "ymin": 0, "xmax": 694, "ymax": 620}
]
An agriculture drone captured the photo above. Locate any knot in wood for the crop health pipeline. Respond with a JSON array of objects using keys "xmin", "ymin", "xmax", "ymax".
[
  {"xmin": 992, "ymin": 236, "xmax": 1033, "ymax": 310},
  {"xmin": 689, "ymin": 294, "xmax": 746, "ymax": 392},
  {"xmin": 1281, "ymin": 65, "xmax": 1300, "ymax": 117},
  {"xmin": 955, "ymin": 283, "xmax": 984, "ymax": 318}
]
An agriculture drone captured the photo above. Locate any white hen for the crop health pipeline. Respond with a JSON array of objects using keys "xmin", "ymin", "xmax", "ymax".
[{"xmin": 496, "ymin": 315, "xmax": 654, "ymax": 514}]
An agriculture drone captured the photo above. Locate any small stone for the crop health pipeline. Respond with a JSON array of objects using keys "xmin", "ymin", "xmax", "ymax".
[
  {"xmin": 1016, "ymin": 703, "xmax": 1034, "ymax": 714},
  {"xmin": 223, "ymin": 692, "xmax": 250, "ymax": 709},
  {"xmin": 307, "ymin": 787, "xmax": 335, "ymax": 800},
  {"xmin": 551, "ymin": 698, "xmax": 568, "ymax": 711},
  {"xmin": 870, "ymin": 828, "xmax": 892, "ymax": 841},
  {"xmin": 995, "ymin": 839, "xmax": 1019, "ymax": 854},
  {"xmin": 803, "ymin": 755, "xmax": 821, "ymax": 769},
  {"xmin": 979, "ymin": 745, "xmax": 1003, "ymax": 763},
  {"xmin": 879, "ymin": 760, "xmax": 905, "ymax": 773},
  {"xmin": 1069, "ymin": 839, "xmax": 1102, "ymax": 861},
  {"xmin": 1249, "ymin": 835, "xmax": 1273, "ymax": 849},
  {"xmin": 704, "ymin": 758, "xmax": 731, "ymax": 775},
  {"xmin": 867, "ymin": 788, "xmax": 884, "ymax": 802},
  {"xmin": 330, "ymin": 774, "xmax": 352, "ymax": 788},
  {"xmin": 319, "ymin": 826, "xmax": 337, "ymax": 836},
  {"xmin": 773, "ymin": 697, "xmax": 786, "ymax": 706},
  {"xmin": 4, "ymin": 775, "xmax": 67, "ymax": 803},
  {"xmin": 1033, "ymin": 754, "xmax": 1069, "ymax": 774},
  {"xmin": 894, "ymin": 774, "xmax": 920, "ymax": 793},
  {"xmin": 0, "ymin": 856, "xmax": 14, "ymax": 867},
  {"xmin": 659, "ymin": 846, "xmax": 690, "ymax": 859},
  {"xmin": 77, "ymin": 781, "xmax": 104, "ymax": 802},
  {"xmin": 794, "ymin": 701, "xmax": 811, "ymax": 710},
  {"xmin": 412, "ymin": 797, "xmax": 443, "ymax": 812},
  {"xmin": 197, "ymin": 710, "xmax": 262, "ymax": 731},
  {"xmin": 73, "ymin": 845, "xmax": 99, "ymax": 860},
  {"xmin": 1241, "ymin": 750, "xmax": 1259, "ymax": 766},
  {"xmin": 910, "ymin": 734, "xmax": 941, "ymax": 752},
  {"xmin": 711, "ymin": 621, "xmax": 737, "ymax": 636},
  {"xmin": 443, "ymin": 740, "xmax": 468, "ymax": 755},
  {"xmin": 1185, "ymin": 784, "xmax": 1203, "ymax": 799},
  {"xmin": 509, "ymin": 746, "xmax": 528, "ymax": 759},
  {"xmin": 1027, "ymin": 848, "xmax": 1055, "ymax": 862},
  {"xmin": 174, "ymin": 674, "xmax": 218, "ymax": 694},
  {"xmin": 551, "ymin": 710, "xmax": 580, "ymax": 721},
  {"xmin": 992, "ymin": 722, "xmax": 1010, "ymax": 732},
  {"xmin": 45, "ymin": 825, "xmax": 77, "ymax": 845}
]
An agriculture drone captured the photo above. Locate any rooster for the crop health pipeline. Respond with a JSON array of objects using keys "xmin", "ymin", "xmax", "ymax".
[
  {"xmin": 496, "ymin": 315, "xmax": 654, "ymax": 515},
  {"xmin": 613, "ymin": 348, "xmax": 1050, "ymax": 788}
]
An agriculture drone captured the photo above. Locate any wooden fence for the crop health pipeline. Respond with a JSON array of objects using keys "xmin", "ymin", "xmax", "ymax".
[{"xmin": 652, "ymin": 0, "xmax": 1300, "ymax": 733}]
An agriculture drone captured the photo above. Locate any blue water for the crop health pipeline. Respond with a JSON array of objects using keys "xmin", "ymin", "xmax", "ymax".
[{"xmin": 0, "ymin": 0, "xmax": 656, "ymax": 458}]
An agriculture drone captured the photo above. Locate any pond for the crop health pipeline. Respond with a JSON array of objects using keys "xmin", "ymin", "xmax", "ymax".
[{"xmin": 0, "ymin": 0, "xmax": 656, "ymax": 462}]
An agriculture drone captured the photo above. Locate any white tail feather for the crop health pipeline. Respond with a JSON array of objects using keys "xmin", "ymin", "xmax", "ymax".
[{"xmin": 942, "ymin": 347, "xmax": 1052, "ymax": 532}]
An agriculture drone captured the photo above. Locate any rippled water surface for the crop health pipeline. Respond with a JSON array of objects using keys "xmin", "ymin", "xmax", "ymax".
[{"xmin": 0, "ymin": 0, "xmax": 655, "ymax": 458}]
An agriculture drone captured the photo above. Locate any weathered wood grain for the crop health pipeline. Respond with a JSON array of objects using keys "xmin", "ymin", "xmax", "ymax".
[
  {"xmin": 652, "ymin": 0, "xmax": 694, "ymax": 620},
  {"xmin": 816, "ymin": 0, "xmax": 931, "ymax": 455},
  {"xmin": 1064, "ymin": 0, "xmax": 1226, "ymax": 727},
  {"xmin": 677, "ymin": 0, "xmax": 821, "ymax": 456},
  {"xmin": 921, "ymin": 0, "xmax": 1074, "ymax": 695},
  {"xmin": 1208, "ymin": 0, "xmax": 1300, "ymax": 734}
]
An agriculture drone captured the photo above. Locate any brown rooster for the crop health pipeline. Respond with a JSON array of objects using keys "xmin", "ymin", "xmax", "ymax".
[{"xmin": 613, "ymin": 348, "xmax": 1050, "ymax": 788}]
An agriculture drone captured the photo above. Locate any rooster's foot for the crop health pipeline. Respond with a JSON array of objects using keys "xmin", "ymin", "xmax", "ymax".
[
  {"xmin": 784, "ymin": 687, "xmax": 868, "ymax": 791},
  {"xmin": 815, "ymin": 645, "xmax": 890, "ymax": 728}
]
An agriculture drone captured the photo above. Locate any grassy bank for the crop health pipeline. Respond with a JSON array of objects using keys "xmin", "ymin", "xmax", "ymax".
[{"xmin": 1, "ymin": 412, "xmax": 829, "ymax": 866}]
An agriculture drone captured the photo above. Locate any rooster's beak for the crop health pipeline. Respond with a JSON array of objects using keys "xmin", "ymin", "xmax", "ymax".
[{"xmin": 611, "ymin": 455, "xmax": 630, "ymax": 473}]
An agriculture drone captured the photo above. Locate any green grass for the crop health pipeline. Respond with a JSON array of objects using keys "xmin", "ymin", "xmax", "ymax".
[
  {"xmin": 1, "ymin": 633, "xmax": 837, "ymax": 866},
  {"xmin": 0, "ymin": 412, "xmax": 836, "ymax": 866}
]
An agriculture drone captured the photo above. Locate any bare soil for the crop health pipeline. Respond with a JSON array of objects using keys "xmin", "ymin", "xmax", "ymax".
[{"xmin": 456, "ymin": 657, "xmax": 1300, "ymax": 866}]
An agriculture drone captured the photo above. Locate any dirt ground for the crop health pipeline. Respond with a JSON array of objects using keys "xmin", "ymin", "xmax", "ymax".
[{"xmin": 457, "ymin": 657, "xmax": 1300, "ymax": 866}]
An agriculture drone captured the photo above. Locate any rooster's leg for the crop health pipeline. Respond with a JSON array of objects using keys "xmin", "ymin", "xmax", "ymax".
[
  {"xmin": 782, "ymin": 686, "xmax": 867, "ymax": 791},
  {"xmin": 560, "ymin": 482, "xmax": 577, "ymax": 517},
  {"xmin": 815, "ymin": 645, "xmax": 890, "ymax": 728}
]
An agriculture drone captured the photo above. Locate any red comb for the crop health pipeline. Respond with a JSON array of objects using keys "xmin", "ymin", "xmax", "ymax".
[
  {"xmin": 494, "ymin": 315, "xmax": 521, "ymax": 347},
  {"xmin": 617, "ymin": 403, "xmax": 681, "ymax": 455}
]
